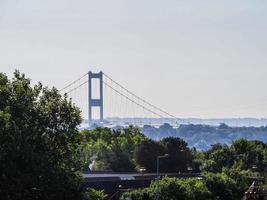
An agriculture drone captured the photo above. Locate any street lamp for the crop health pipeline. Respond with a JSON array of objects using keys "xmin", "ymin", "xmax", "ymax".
[
  {"xmin": 156, "ymin": 154, "xmax": 168, "ymax": 200},
  {"xmin": 157, "ymin": 154, "xmax": 169, "ymax": 177},
  {"xmin": 117, "ymin": 185, "xmax": 122, "ymax": 199},
  {"xmin": 140, "ymin": 167, "xmax": 146, "ymax": 188}
]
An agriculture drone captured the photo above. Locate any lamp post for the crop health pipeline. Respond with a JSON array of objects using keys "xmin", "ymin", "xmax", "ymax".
[
  {"xmin": 157, "ymin": 154, "xmax": 169, "ymax": 177},
  {"xmin": 156, "ymin": 154, "xmax": 168, "ymax": 200},
  {"xmin": 140, "ymin": 167, "xmax": 146, "ymax": 188},
  {"xmin": 117, "ymin": 185, "xmax": 122, "ymax": 199}
]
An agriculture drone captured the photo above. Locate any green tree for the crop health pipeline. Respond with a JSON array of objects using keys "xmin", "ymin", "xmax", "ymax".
[
  {"xmin": 231, "ymin": 139, "xmax": 265, "ymax": 172},
  {"xmin": 199, "ymin": 139, "xmax": 267, "ymax": 174},
  {"xmin": 134, "ymin": 139, "xmax": 165, "ymax": 172},
  {"xmin": 203, "ymin": 172, "xmax": 239, "ymax": 200},
  {"xmin": 160, "ymin": 137, "xmax": 192, "ymax": 172},
  {"xmin": 0, "ymin": 71, "xmax": 87, "ymax": 200},
  {"xmin": 108, "ymin": 143, "xmax": 136, "ymax": 172},
  {"xmin": 202, "ymin": 144, "xmax": 232, "ymax": 173},
  {"xmin": 80, "ymin": 126, "xmax": 145, "ymax": 172},
  {"xmin": 222, "ymin": 166, "xmax": 260, "ymax": 196}
]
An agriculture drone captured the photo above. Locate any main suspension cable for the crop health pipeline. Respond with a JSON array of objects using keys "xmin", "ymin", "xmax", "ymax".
[
  {"xmin": 103, "ymin": 72, "xmax": 178, "ymax": 120},
  {"xmin": 103, "ymin": 81, "xmax": 165, "ymax": 118},
  {"xmin": 59, "ymin": 72, "xmax": 88, "ymax": 92}
]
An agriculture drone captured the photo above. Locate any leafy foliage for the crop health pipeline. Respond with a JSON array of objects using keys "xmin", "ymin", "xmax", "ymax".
[
  {"xmin": 121, "ymin": 177, "xmax": 212, "ymax": 200},
  {"xmin": 200, "ymin": 139, "xmax": 267, "ymax": 174},
  {"xmin": 134, "ymin": 139, "xmax": 165, "ymax": 172},
  {"xmin": 161, "ymin": 137, "xmax": 191, "ymax": 172},
  {"xmin": 80, "ymin": 128, "xmax": 193, "ymax": 173},
  {"xmin": 134, "ymin": 137, "xmax": 192, "ymax": 173},
  {"xmin": 80, "ymin": 126, "xmax": 146, "ymax": 172},
  {"xmin": 0, "ymin": 71, "xmax": 96, "ymax": 200},
  {"xmin": 203, "ymin": 172, "xmax": 239, "ymax": 200},
  {"xmin": 84, "ymin": 188, "xmax": 107, "ymax": 200}
]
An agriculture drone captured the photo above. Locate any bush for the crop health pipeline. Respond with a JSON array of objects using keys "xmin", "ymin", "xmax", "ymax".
[
  {"xmin": 84, "ymin": 188, "xmax": 107, "ymax": 200},
  {"xmin": 203, "ymin": 172, "xmax": 239, "ymax": 200},
  {"xmin": 121, "ymin": 177, "xmax": 212, "ymax": 200}
]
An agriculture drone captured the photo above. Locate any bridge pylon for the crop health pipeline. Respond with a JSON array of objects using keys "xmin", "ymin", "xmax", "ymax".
[{"xmin": 88, "ymin": 71, "xmax": 103, "ymax": 126}]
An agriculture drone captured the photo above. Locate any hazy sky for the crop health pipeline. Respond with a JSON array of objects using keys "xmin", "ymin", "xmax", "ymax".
[{"xmin": 1, "ymin": 0, "xmax": 267, "ymax": 118}]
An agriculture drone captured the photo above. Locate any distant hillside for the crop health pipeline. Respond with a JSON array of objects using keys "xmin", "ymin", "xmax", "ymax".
[
  {"xmin": 141, "ymin": 123, "xmax": 267, "ymax": 150},
  {"xmin": 88, "ymin": 117, "xmax": 267, "ymax": 127},
  {"xmin": 179, "ymin": 118, "xmax": 267, "ymax": 127}
]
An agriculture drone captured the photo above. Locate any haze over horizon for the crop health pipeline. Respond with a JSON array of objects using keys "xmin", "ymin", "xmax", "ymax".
[{"xmin": 1, "ymin": 0, "xmax": 267, "ymax": 118}]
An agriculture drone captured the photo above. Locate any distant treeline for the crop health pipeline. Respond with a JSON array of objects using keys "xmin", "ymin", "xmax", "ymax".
[{"xmin": 142, "ymin": 123, "xmax": 267, "ymax": 150}]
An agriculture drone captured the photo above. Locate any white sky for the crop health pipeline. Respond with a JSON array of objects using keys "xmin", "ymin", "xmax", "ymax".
[{"xmin": 0, "ymin": 0, "xmax": 267, "ymax": 118}]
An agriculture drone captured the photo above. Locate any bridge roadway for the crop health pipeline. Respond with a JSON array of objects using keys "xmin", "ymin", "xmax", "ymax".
[{"xmin": 83, "ymin": 171, "xmax": 202, "ymax": 197}]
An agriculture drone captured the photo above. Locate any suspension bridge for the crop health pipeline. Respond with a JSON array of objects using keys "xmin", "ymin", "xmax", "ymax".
[{"xmin": 59, "ymin": 71, "xmax": 182, "ymax": 128}]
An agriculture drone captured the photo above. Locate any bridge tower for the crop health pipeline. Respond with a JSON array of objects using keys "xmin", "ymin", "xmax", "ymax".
[{"xmin": 88, "ymin": 71, "xmax": 103, "ymax": 126}]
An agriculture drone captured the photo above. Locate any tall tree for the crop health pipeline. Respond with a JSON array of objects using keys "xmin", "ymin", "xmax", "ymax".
[
  {"xmin": 134, "ymin": 139, "xmax": 165, "ymax": 172},
  {"xmin": 0, "ymin": 71, "xmax": 86, "ymax": 200},
  {"xmin": 160, "ymin": 137, "xmax": 192, "ymax": 172}
]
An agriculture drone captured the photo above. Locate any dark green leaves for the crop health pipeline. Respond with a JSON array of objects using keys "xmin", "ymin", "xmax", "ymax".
[{"xmin": 0, "ymin": 71, "xmax": 85, "ymax": 200}]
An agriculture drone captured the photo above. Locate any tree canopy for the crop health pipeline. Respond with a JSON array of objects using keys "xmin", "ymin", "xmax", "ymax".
[
  {"xmin": 0, "ymin": 71, "xmax": 87, "ymax": 200},
  {"xmin": 80, "ymin": 126, "xmax": 146, "ymax": 172}
]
